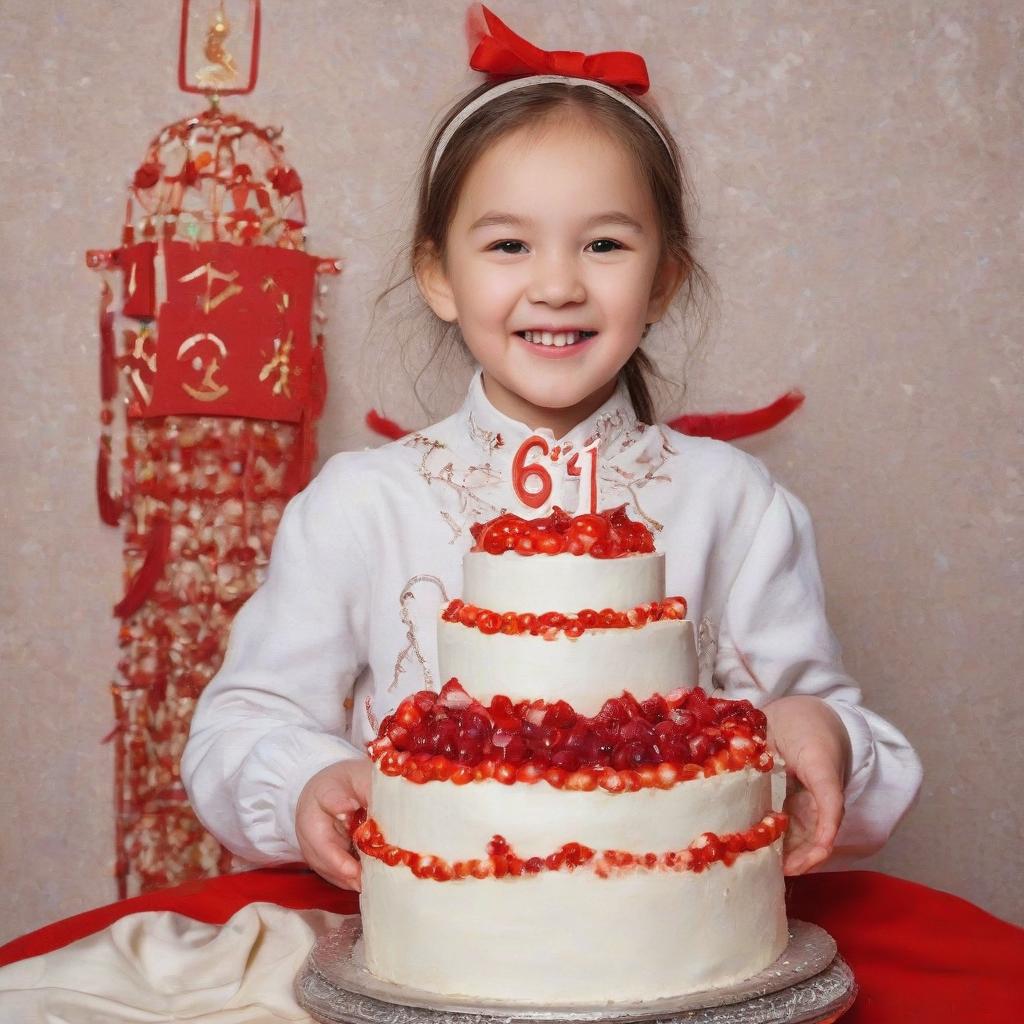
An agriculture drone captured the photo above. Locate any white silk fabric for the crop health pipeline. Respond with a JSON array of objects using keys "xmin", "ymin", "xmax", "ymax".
[{"xmin": 0, "ymin": 903, "xmax": 349, "ymax": 1023}]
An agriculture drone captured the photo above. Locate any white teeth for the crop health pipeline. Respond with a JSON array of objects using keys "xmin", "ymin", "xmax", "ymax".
[{"xmin": 521, "ymin": 331, "xmax": 593, "ymax": 347}]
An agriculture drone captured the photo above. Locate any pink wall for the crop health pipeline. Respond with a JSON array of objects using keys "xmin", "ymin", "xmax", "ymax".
[{"xmin": 1, "ymin": 1, "xmax": 1020, "ymax": 940}]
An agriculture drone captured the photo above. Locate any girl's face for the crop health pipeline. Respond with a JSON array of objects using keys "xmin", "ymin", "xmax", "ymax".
[{"xmin": 417, "ymin": 114, "xmax": 683, "ymax": 433}]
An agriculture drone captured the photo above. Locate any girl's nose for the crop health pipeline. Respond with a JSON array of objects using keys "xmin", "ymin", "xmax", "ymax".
[{"xmin": 526, "ymin": 254, "xmax": 586, "ymax": 307}]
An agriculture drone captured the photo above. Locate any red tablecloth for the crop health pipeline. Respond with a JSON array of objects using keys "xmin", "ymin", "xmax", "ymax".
[{"xmin": 1, "ymin": 869, "xmax": 1019, "ymax": 1022}]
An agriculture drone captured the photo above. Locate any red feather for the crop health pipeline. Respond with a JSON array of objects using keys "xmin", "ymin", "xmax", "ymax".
[
  {"xmin": 113, "ymin": 514, "xmax": 171, "ymax": 618},
  {"xmin": 366, "ymin": 409, "xmax": 408, "ymax": 440},
  {"xmin": 96, "ymin": 437, "xmax": 123, "ymax": 526},
  {"xmin": 668, "ymin": 390, "xmax": 805, "ymax": 441}
]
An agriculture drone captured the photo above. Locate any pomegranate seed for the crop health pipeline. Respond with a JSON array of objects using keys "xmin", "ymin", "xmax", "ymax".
[
  {"xmin": 599, "ymin": 771, "xmax": 625, "ymax": 793},
  {"xmin": 477, "ymin": 611, "xmax": 501, "ymax": 635},
  {"xmin": 516, "ymin": 762, "xmax": 544, "ymax": 784},
  {"xmin": 565, "ymin": 770, "xmax": 597, "ymax": 791},
  {"xmin": 552, "ymin": 749, "xmax": 581, "ymax": 772}
]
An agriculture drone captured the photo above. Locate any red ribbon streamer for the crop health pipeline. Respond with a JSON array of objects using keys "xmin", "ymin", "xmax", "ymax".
[
  {"xmin": 113, "ymin": 514, "xmax": 171, "ymax": 619},
  {"xmin": 96, "ymin": 437, "xmax": 123, "ymax": 527},
  {"xmin": 99, "ymin": 280, "xmax": 117, "ymax": 402},
  {"xmin": 667, "ymin": 390, "xmax": 805, "ymax": 441},
  {"xmin": 365, "ymin": 390, "xmax": 805, "ymax": 444},
  {"xmin": 466, "ymin": 3, "xmax": 650, "ymax": 94}
]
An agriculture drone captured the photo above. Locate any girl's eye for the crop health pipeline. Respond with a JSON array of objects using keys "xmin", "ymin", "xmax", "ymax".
[
  {"xmin": 491, "ymin": 240, "xmax": 527, "ymax": 255},
  {"xmin": 588, "ymin": 239, "xmax": 623, "ymax": 253}
]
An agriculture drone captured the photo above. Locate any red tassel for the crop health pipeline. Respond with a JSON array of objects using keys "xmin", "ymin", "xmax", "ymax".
[
  {"xmin": 668, "ymin": 390, "xmax": 805, "ymax": 442},
  {"xmin": 113, "ymin": 514, "xmax": 171, "ymax": 618},
  {"xmin": 366, "ymin": 409, "xmax": 408, "ymax": 440},
  {"xmin": 96, "ymin": 437, "xmax": 123, "ymax": 526},
  {"xmin": 284, "ymin": 412, "xmax": 317, "ymax": 495},
  {"xmin": 309, "ymin": 338, "xmax": 327, "ymax": 421},
  {"xmin": 99, "ymin": 280, "xmax": 117, "ymax": 402}
]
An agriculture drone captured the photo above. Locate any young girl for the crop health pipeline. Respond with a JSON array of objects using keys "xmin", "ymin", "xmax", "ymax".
[{"xmin": 182, "ymin": 4, "xmax": 921, "ymax": 894}]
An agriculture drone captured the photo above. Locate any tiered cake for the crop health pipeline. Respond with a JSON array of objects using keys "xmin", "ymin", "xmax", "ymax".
[{"xmin": 355, "ymin": 507, "xmax": 788, "ymax": 1004}]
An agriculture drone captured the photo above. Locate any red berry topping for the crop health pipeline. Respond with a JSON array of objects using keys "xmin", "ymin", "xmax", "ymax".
[
  {"xmin": 367, "ymin": 680, "xmax": 772, "ymax": 792},
  {"xmin": 442, "ymin": 596, "xmax": 688, "ymax": 639},
  {"xmin": 469, "ymin": 505, "xmax": 654, "ymax": 559}
]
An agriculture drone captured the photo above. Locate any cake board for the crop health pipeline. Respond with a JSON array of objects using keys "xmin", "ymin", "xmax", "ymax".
[{"xmin": 296, "ymin": 917, "xmax": 857, "ymax": 1024}]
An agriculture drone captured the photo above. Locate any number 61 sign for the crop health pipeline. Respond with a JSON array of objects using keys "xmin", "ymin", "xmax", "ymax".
[{"xmin": 512, "ymin": 434, "xmax": 600, "ymax": 515}]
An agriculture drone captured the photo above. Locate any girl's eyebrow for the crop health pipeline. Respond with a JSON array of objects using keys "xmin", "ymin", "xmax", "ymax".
[{"xmin": 469, "ymin": 210, "xmax": 645, "ymax": 233}]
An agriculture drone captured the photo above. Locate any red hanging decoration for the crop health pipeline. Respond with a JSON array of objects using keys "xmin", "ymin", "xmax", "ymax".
[{"xmin": 86, "ymin": 0, "xmax": 341, "ymax": 898}]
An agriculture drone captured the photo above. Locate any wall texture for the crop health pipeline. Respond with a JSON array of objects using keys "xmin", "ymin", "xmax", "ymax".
[{"xmin": 1, "ymin": 0, "xmax": 1021, "ymax": 942}]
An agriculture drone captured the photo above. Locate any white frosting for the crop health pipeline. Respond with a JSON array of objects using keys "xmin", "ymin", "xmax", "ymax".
[
  {"xmin": 361, "ymin": 843, "xmax": 788, "ymax": 1004},
  {"xmin": 462, "ymin": 551, "xmax": 664, "ymax": 613},
  {"xmin": 370, "ymin": 763, "xmax": 774, "ymax": 861},
  {"xmin": 437, "ymin": 618, "xmax": 698, "ymax": 714}
]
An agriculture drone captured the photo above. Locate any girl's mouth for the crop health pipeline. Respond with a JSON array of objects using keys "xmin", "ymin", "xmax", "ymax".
[{"xmin": 514, "ymin": 330, "xmax": 598, "ymax": 357}]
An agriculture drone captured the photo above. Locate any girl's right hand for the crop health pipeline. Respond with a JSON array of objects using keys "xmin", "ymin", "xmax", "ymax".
[{"xmin": 296, "ymin": 758, "xmax": 372, "ymax": 891}]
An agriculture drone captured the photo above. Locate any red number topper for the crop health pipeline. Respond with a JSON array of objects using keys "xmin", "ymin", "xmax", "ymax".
[{"xmin": 512, "ymin": 435, "xmax": 599, "ymax": 514}]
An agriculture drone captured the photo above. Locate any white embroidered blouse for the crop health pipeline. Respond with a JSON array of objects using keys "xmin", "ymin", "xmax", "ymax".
[{"xmin": 182, "ymin": 368, "xmax": 922, "ymax": 867}]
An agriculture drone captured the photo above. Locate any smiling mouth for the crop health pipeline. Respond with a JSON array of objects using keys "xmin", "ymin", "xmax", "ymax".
[{"xmin": 514, "ymin": 330, "xmax": 598, "ymax": 348}]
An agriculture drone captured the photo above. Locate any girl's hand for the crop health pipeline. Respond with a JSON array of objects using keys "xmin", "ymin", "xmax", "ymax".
[
  {"xmin": 762, "ymin": 695, "xmax": 852, "ymax": 876},
  {"xmin": 296, "ymin": 758, "xmax": 372, "ymax": 891}
]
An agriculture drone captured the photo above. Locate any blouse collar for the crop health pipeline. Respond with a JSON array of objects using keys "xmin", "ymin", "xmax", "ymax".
[{"xmin": 458, "ymin": 366, "xmax": 639, "ymax": 458}]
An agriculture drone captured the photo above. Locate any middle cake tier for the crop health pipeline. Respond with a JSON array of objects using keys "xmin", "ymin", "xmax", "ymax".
[{"xmin": 438, "ymin": 617, "xmax": 698, "ymax": 715}]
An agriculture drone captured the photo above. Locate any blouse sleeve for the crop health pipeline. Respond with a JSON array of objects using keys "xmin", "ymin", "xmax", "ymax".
[
  {"xmin": 714, "ymin": 480, "xmax": 922, "ymax": 863},
  {"xmin": 180, "ymin": 454, "xmax": 371, "ymax": 865}
]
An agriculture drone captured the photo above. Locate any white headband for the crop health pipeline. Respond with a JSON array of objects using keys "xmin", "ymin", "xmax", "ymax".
[{"xmin": 428, "ymin": 74, "xmax": 672, "ymax": 185}]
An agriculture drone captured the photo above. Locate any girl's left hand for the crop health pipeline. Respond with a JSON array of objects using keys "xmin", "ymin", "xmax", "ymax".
[{"xmin": 762, "ymin": 695, "xmax": 852, "ymax": 876}]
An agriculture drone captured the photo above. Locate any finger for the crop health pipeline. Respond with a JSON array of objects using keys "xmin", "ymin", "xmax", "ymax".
[
  {"xmin": 317, "ymin": 785, "xmax": 362, "ymax": 818},
  {"xmin": 794, "ymin": 748, "xmax": 845, "ymax": 853},
  {"xmin": 347, "ymin": 759, "xmax": 373, "ymax": 806},
  {"xmin": 300, "ymin": 811, "xmax": 364, "ymax": 891},
  {"xmin": 784, "ymin": 839, "xmax": 831, "ymax": 876}
]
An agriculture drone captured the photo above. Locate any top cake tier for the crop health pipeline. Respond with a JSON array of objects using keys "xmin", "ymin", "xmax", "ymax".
[
  {"xmin": 464, "ymin": 505, "xmax": 665, "ymax": 613},
  {"xmin": 463, "ymin": 550, "xmax": 664, "ymax": 613}
]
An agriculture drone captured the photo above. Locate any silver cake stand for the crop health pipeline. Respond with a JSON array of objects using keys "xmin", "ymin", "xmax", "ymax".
[{"xmin": 296, "ymin": 918, "xmax": 857, "ymax": 1024}]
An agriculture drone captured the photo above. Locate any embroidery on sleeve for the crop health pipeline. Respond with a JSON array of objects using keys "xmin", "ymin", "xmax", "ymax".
[
  {"xmin": 364, "ymin": 695, "xmax": 379, "ymax": 733},
  {"xmin": 390, "ymin": 573, "xmax": 450, "ymax": 692}
]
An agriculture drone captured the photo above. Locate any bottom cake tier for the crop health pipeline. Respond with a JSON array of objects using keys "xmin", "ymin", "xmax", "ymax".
[
  {"xmin": 358, "ymin": 763, "xmax": 788, "ymax": 1003},
  {"xmin": 360, "ymin": 842, "xmax": 787, "ymax": 1003}
]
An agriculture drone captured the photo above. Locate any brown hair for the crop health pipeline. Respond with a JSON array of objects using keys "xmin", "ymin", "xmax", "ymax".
[{"xmin": 373, "ymin": 78, "xmax": 715, "ymax": 424}]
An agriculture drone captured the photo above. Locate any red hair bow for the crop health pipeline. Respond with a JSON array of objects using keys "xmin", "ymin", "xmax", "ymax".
[{"xmin": 466, "ymin": 4, "xmax": 651, "ymax": 95}]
